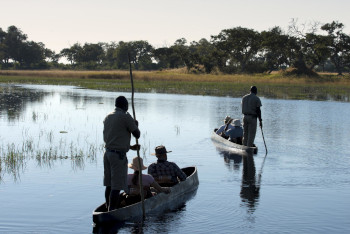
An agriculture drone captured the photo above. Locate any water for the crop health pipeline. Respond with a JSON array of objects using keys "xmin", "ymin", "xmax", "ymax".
[{"xmin": 1, "ymin": 84, "xmax": 350, "ymax": 233}]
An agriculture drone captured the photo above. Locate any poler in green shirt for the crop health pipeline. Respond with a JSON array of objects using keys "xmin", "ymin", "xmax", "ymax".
[
  {"xmin": 241, "ymin": 86, "xmax": 262, "ymax": 147},
  {"xmin": 103, "ymin": 96, "xmax": 140, "ymax": 211}
]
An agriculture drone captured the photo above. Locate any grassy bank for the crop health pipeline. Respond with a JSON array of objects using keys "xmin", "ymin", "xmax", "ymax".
[{"xmin": 1, "ymin": 69, "xmax": 350, "ymax": 101}]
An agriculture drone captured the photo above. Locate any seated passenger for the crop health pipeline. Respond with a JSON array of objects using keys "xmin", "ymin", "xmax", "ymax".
[
  {"xmin": 216, "ymin": 116, "xmax": 234, "ymax": 136},
  {"xmin": 225, "ymin": 119, "xmax": 243, "ymax": 144},
  {"xmin": 126, "ymin": 156, "xmax": 170, "ymax": 205},
  {"xmin": 148, "ymin": 145, "xmax": 187, "ymax": 186}
]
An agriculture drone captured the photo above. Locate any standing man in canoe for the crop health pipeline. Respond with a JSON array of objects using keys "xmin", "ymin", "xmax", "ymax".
[
  {"xmin": 103, "ymin": 96, "xmax": 140, "ymax": 211},
  {"xmin": 241, "ymin": 86, "xmax": 262, "ymax": 147}
]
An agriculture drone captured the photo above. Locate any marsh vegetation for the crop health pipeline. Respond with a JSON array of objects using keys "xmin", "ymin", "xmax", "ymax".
[{"xmin": 1, "ymin": 69, "xmax": 350, "ymax": 101}]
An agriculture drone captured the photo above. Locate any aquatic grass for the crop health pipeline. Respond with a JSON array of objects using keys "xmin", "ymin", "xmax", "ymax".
[
  {"xmin": 0, "ymin": 125, "xmax": 104, "ymax": 181},
  {"xmin": 32, "ymin": 111, "xmax": 38, "ymax": 122},
  {"xmin": 2, "ymin": 143, "xmax": 26, "ymax": 181},
  {"xmin": 141, "ymin": 132, "xmax": 150, "ymax": 158},
  {"xmin": 174, "ymin": 125, "xmax": 180, "ymax": 136}
]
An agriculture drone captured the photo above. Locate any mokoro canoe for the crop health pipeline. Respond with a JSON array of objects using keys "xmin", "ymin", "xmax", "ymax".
[
  {"xmin": 211, "ymin": 129, "xmax": 258, "ymax": 155},
  {"xmin": 93, "ymin": 166, "xmax": 199, "ymax": 224}
]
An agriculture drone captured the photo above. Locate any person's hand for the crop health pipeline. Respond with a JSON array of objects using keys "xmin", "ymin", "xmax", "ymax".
[
  {"xmin": 130, "ymin": 144, "xmax": 140, "ymax": 151},
  {"xmin": 259, "ymin": 120, "xmax": 263, "ymax": 128},
  {"xmin": 162, "ymin": 187, "xmax": 171, "ymax": 194}
]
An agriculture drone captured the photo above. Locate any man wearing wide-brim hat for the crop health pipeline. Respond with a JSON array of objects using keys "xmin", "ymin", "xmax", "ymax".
[{"xmin": 148, "ymin": 145, "xmax": 187, "ymax": 186}]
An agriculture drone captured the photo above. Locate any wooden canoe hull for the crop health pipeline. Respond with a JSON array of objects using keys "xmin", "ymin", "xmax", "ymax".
[
  {"xmin": 93, "ymin": 167, "xmax": 199, "ymax": 224},
  {"xmin": 211, "ymin": 130, "xmax": 258, "ymax": 155}
]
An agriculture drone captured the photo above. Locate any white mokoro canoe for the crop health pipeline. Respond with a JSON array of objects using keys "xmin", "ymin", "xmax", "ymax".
[
  {"xmin": 211, "ymin": 129, "xmax": 258, "ymax": 155},
  {"xmin": 93, "ymin": 166, "xmax": 199, "ymax": 224}
]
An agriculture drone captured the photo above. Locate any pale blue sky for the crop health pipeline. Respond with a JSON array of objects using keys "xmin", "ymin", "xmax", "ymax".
[{"xmin": 1, "ymin": 0, "xmax": 350, "ymax": 53}]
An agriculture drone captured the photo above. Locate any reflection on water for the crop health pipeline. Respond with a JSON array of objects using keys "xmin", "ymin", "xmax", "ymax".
[
  {"xmin": 220, "ymin": 150, "xmax": 242, "ymax": 171},
  {"xmin": 217, "ymin": 148, "xmax": 260, "ymax": 213},
  {"xmin": 0, "ymin": 85, "xmax": 48, "ymax": 121},
  {"xmin": 0, "ymin": 84, "xmax": 101, "ymax": 181},
  {"xmin": 92, "ymin": 192, "xmax": 197, "ymax": 234},
  {"xmin": 240, "ymin": 154, "xmax": 260, "ymax": 213}
]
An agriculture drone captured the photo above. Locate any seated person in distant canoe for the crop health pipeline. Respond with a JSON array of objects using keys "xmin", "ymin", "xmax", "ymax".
[
  {"xmin": 216, "ymin": 116, "xmax": 235, "ymax": 136},
  {"xmin": 225, "ymin": 119, "xmax": 243, "ymax": 144},
  {"xmin": 126, "ymin": 157, "xmax": 170, "ymax": 205},
  {"xmin": 148, "ymin": 145, "xmax": 187, "ymax": 186}
]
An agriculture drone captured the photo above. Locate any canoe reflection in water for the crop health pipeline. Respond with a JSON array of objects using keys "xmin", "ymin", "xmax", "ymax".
[
  {"xmin": 240, "ymin": 154, "xmax": 260, "ymax": 212},
  {"xmin": 219, "ymin": 150, "xmax": 242, "ymax": 171}
]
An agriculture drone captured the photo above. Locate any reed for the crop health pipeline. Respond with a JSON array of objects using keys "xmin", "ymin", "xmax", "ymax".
[{"xmin": 0, "ymin": 125, "xmax": 104, "ymax": 181}]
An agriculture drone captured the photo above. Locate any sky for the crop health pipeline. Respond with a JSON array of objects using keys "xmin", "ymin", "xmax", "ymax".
[{"xmin": 1, "ymin": 0, "xmax": 350, "ymax": 53}]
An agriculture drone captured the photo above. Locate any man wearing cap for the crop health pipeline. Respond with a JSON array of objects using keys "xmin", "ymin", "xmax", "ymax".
[
  {"xmin": 148, "ymin": 145, "xmax": 187, "ymax": 186},
  {"xmin": 103, "ymin": 96, "xmax": 140, "ymax": 211},
  {"xmin": 225, "ymin": 119, "xmax": 243, "ymax": 144},
  {"xmin": 241, "ymin": 86, "xmax": 262, "ymax": 147},
  {"xmin": 216, "ymin": 116, "xmax": 235, "ymax": 135}
]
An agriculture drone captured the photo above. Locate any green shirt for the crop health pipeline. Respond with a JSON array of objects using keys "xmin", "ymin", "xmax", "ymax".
[
  {"xmin": 103, "ymin": 107, "xmax": 138, "ymax": 152},
  {"xmin": 241, "ymin": 93, "xmax": 262, "ymax": 115}
]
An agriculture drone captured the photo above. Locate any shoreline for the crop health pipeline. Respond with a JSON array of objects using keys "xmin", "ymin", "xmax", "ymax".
[{"xmin": 1, "ymin": 70, "xmax": 350, "ymax": 102}]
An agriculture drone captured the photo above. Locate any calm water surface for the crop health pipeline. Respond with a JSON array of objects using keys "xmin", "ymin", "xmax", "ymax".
[{"xmin": 0, "ymin": 84, "xmax": 350, "ymax": 233}]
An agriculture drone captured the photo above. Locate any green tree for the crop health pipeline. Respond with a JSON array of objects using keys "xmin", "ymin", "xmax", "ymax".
[
  {"xmin": 321, "ymin": 21, "xmax": 350, "ymax": 75},
  {"xmin": 261, "ymin": 27, "xmax": 290, "ymax": 73},
  {"xmin": 212, "ymin": 27, "xmax": 262, "ymax": 73},
  {"xmin": 0, "ymin": 27, "xmax": 6, "ymax": 66},
  {"xmin": 111, "ymin": 40, "xmax": 154, "ymax": 70},
  {"xmin": 170, "ymin": 38, "xmax": 192, "ymax": 71},
  {"xmin": 303, "ymin": 33, "xmax": 331, "ymax": 70},
  {"xmin": 20, "ymin": 41, "xmax": 47, "ymax": 68},
  {"xmin": 129, "ymin": 40, "xmax": 154, "ymax": 70},
  {"xmin": 153, "ymin": 47, "xmax": 173, "ymax": 69},
  {"xmin": 4, "ymin": 26, "xmax": 27, "ymax": 64},
  {"xmin": 60, "ymin": 43, "xmax": 83, "ymax": 66},
  {"xmin": 113, "ymin": 41, "xmax": 130, "ymax": 69},
  {"xmin": 190, "ymin": 38, "xmax": 217, "ymax": 73}
]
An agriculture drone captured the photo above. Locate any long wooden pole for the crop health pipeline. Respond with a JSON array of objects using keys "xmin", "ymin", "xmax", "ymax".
[
  {"xmin": 257, "ymin": 125, "xmax": 268, "ymax": 186},
  {"xmin": 128, "ymin": 53, "xmax": 145, "ymax": 219}
]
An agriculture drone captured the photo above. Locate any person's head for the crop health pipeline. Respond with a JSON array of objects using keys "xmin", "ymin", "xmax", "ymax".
[
  {"xmin": 232, "ymin": 119, "xmax": 241, "ymax": 127},
  {"xmin": 128, "ymin": 156, "xmax": 147, "ymax": 171},
  {"xmin": 152, "ymin": 145, "xmax": 172, "ymax": 160},
  {"xmin": 224, "ymin": 116, "xmax": 233, "ymax": 124},
  {"xmin": 250, "ymin": 86, "xmax": 257, "ymax": 94},
  {"xmin": 115, "ymin": 96, "xmax": 128, "ymax": 112}
]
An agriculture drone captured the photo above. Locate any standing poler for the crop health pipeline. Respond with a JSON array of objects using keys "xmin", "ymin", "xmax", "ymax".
[
  {"xmin": 103, "ymin": 96, "xmax": 140, "ymax": 211},
  {"xmin": 241, "ymin": 86, "xmax": 262, "ymax": 147}
]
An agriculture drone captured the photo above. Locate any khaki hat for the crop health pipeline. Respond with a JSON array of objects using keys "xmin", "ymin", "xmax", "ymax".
[
  {"xmin": 224, "ymin": 116, "xmax": 233, "ymax": 124},
  {"xmin": 151, "ymin": 145, "xmax": 172, "ymax": 156},
  {"xmin": 128, "ymin": 156, "xmax": 147, "ymax": 170}
]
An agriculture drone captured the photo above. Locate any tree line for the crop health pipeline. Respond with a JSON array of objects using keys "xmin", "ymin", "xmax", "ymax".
[{"xmin": 1, "ymin": 20, "xmax": 350, "ymax": 75}]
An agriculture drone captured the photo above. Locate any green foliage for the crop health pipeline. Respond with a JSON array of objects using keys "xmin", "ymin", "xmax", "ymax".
[
  {"xmin": 321, "ymin": 21, "xmax": 350, "ymax": 75},
  {"xmin": 211, "ymin": 27, "xmax": 262, "ymax": 73},
  {"xmin": 1, "ymin": 22, "xmax": 350, "ymax": 75}
]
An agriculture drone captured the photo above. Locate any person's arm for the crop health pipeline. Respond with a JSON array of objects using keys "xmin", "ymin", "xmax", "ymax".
[
  {"xmin": 174, "ymin": 164, "xmax": 187, "ymax": 181},
  {"xmin": 256, "ymin": 107, "xmax": 262, "ymax": 128},
  {"xmin": 131, "ymin": 119, "xmax": 140, "ymax": 139},
  {"xmin": 151, "ymin": 181, "xmax": 170, "ymax": 194}
]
